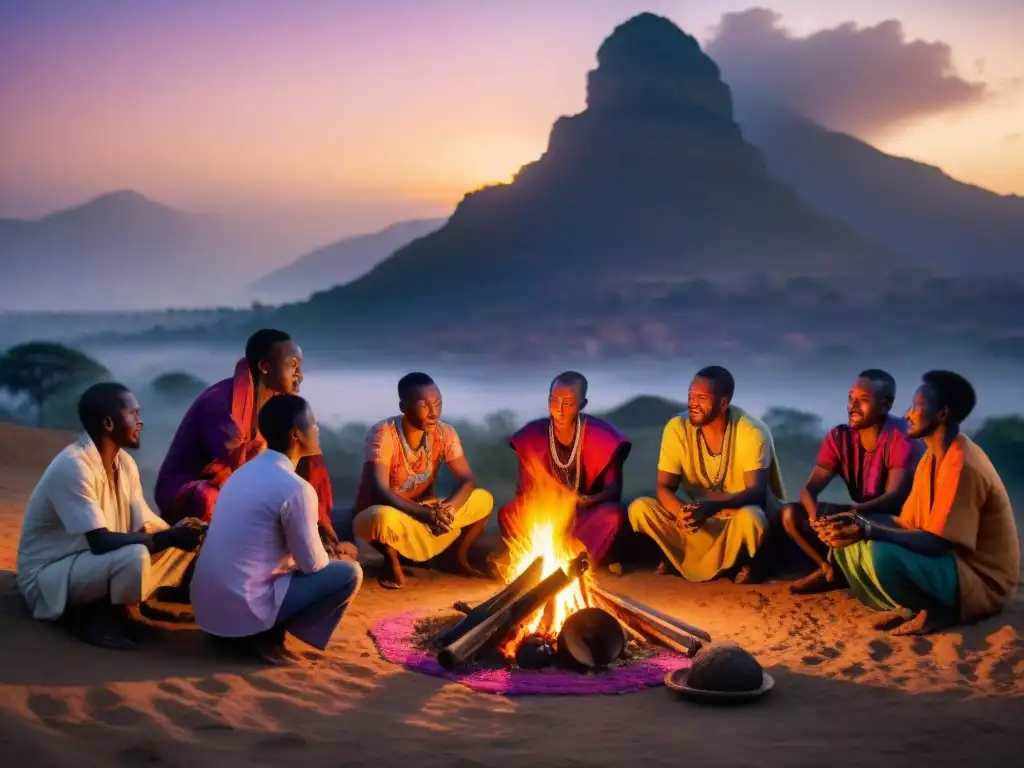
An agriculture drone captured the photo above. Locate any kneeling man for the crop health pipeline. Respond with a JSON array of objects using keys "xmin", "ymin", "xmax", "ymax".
[
  {"xmin": 820, "ymin": 371, "xmax": 1019, "ymax": 635},
  {"xmin": 16, "ymin": 383, "xmax": 203, "ymax": 650},
  {"xmin": 628, "ymin": 366, "xmax": 785, "ymax": 583},
  {"xmin": 191, "ymin": 395, "xmax": 363, "ymax": 663},
  {"xmin": 352, "ymin": 372, "xmax": 493, "ymax": 589}
]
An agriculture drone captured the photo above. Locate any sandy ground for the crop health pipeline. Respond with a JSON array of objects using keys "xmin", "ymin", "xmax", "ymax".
[{"xmin": 0, "ymin": 422, "xmax": 1022, "ymax": 767}]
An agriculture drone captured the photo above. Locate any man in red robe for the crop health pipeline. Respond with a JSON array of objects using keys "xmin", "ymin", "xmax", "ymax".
[
  {"xmin": 498, "ymin": 371, "xmax": 632, "ymax": 570},
  {"xmin": 155, "ymin": 329, "xmax": 343, "ymax": 553}
]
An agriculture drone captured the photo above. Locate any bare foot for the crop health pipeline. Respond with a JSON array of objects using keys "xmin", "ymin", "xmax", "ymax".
[
  {"xmin": 456, "ymin": 557, "xmax": 493, "ymax": 580},
  {"xmin": 891, "ymin": 609, "xmax": 951, "ymax": 636},
  {"xmin": 789, "ymin": 566, "xmax": 842, "ymax": 595},
  {"xmin": 606, "ymin": 562, "xmax": 623, "ymax": 576},
  {"xmin": 733, "ymin": 565, "xmax": 760, "ymax": 585},
  {"xmin": 375, "ymin": 543, "xmax": 405, "ymax": 589},
  {"xmin": 871, "ymin": 610, "xmax": 912, "ymax": 631},
  {"xmin": 655, "ymin": 560, "xmax": 670, "ymax": 575}
]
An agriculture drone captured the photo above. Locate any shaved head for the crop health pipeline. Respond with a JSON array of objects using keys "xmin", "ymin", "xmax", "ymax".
[{"xmin": 550, "ymin": 371, "xmax": 588, "ymax": 400}]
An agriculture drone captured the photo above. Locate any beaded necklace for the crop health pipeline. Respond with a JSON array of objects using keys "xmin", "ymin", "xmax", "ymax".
[
  {"xmin": 548, "ymin": 415, "xmax": 584, "ymax": 492},
  {"xmin": 696, "ymin": 409, "xmax": 733, "ymax": 492}
]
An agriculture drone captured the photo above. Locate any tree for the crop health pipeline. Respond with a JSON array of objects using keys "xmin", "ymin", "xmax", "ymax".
[
  {"xmin": 973, "ymin": 415, "xmax": 1024, "ymax": 481},
  {"xmin": 0, "ymin": 342, "xmax": 110, "ymax": 425},
  {"xmin": 761, "ymin": 406, "xmax": 823, "ymax": 441}
]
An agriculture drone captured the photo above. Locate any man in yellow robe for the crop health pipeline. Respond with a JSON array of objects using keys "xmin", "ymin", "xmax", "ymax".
[
  {"xmin": 351, "ymin": 372, "xmax": 493, "ymax": 589},
  {"xmin": 628, "ymin": 366, "xmax": 785, "ymax": 584}
]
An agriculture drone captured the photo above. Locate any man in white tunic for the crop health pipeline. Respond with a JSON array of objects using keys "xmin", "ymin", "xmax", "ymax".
[
  {"xmin": 16, "ymin": 383, "xmax": 203, "ymax": 650},
  {"xmin": 190, "ymin": 394, "xmax": 363, "ymax": 664}
]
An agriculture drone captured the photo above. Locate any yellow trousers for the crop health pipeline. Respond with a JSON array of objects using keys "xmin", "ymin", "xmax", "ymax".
[
  {"xmin": 353, "ymin": 488, "xmax": 493, "ymax": 562},
  {"xmin": 628, "ymin": 497, "xmax": 768, "ymax": 582}
]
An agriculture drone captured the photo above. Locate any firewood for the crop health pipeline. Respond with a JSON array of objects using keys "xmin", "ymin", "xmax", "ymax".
[
  {"xmin": 434, "ymin": 556, "xmax": 544, "ymax": 646},
  {"xmin": 589, "ymin": 583, "xmax": 712, "ymax": 642},
  {"xmin": 590, "ymin": 593, "xmax": 700, "ymax": 657},
  {"xmin": 437, "ymin": 552, "xmax": 589, "ymax": 671}
]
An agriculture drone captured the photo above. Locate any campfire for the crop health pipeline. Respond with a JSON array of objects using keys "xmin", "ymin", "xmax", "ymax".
[{"xmin": 433, "ymin": 458, "xmax": 711, "ymax": 673}]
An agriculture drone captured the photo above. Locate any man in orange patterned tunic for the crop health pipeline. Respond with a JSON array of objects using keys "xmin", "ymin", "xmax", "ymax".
[{"xmin": 351, "ymin": 372, "xmax": 493, "ymax": 589}]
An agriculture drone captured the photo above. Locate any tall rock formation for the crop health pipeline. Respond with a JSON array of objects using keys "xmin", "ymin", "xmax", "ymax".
[{"xmin": 279, "ymin": 14, "xmax": 893, "ymax": 339}]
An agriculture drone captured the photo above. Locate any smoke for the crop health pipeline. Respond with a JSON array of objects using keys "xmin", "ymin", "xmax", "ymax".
[{"xmin": 706, "ymin": 7, "xmax": 990, "ymax": 137}]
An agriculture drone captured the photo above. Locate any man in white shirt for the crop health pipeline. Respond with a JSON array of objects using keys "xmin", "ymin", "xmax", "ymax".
[
  {"xmin": 191, "ymin": 394, "xmax": 363, "ymax": 664},
  {"xmin": 17, "ymin": 383, "xmax": 204, "ymax": 650}
]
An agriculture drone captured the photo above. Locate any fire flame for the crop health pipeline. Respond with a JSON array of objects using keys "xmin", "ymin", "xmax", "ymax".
[{"xmin": 499, "ymin": 454, "xmax": 591, "ymax": 655}]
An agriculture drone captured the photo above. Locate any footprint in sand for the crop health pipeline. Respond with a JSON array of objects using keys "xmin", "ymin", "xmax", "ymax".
[
  {"xmin": 194, "ymin": 677, "xmax": 231, "ymax": 695},
  {"xmin": 801, "ymin": 655, "xmax": 825, "ymax": 666},
  {"xmin": 86, "ymin": 686, "xmax": 123, "ymax": 710},
  {"xmin": 247, "ymin": 675, "xmax": 291, "ymax": 694},
  {"xmin": 819, "ymin": 646, "xmax": 842, "ymax": 659},
  {"xmin": 910, "ymin": 636, "xmax": 933, "ymax": 656},
  {"xmin": 85, "ymin": 687, "xmax": 147, "ymax": 728},
  {"xmin": 840, "ymin": 662, "xmax": 865, "ymax": 679},
  {"xmin": 27, "ymin": 692, "xmax": 69, "ymax": 721},
  {"xmin": 868, "ymin": 639, "xmax": 892, "ymax": 662},
  {"xmin": 153, "ymin": 697, "xmax": 231, "ymax": 733},
  {"xmin": 989, "ymin": 658, "xmax": 1016, "ymax": 684},
  {"xmin": 956, "ymin": 660, "xmax": 979, "ymax": 681},
  {"xmin": 157, "ymin": 682, "xmax": 184, "ymax": 696}
]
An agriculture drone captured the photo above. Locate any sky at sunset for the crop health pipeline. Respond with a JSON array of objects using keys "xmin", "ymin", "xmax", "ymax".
[{"xmin": 2, "ymin": 0, "xmax": 1022, "ymax": 243}]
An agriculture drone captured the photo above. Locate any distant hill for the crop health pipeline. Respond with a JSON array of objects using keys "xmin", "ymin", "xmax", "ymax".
[
  {"xmin": 0, "ymin": 191, "xmax": 245, "ymax": 312},
  {"xmin": 249, "ymin": 218, "xmax": 446, "ymax": 304},
  {"xmin": 599, "ymin": 395, "xmax": 683, "ymax": 431},
  {"xmin": 740, "ymin": 108, "xmax": 1024, "ymax": 280}
]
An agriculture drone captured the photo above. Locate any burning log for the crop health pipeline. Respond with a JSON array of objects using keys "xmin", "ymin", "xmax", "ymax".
[
  {"xmin": 437, "ymin": 552, "xmax": 590, "ymax": 671},
  {"xmin": 435, "ymin": 557, "xmax": 544, "ymax": 647},
  {"xmin": 589, "ymin": 583, "xmax": 712, "ymax": 643}
]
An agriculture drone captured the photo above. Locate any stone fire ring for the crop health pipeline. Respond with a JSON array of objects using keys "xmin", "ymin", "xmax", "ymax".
[{"xmin": 370, "ymin": 610, "xmax": 692, "ymax": 696}]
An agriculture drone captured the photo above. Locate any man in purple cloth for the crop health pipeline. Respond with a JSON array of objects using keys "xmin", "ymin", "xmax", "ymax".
[
  {"xmin": 782, "ymin": 369, "xmax": 922, "ymax": 593},
  {"xmin": 498, "ymin": 371, "xmax": 632, "ymax": 571},
  {"xmin": 155, "ymin": 329, "xmax": 341, "ymax": 551}
]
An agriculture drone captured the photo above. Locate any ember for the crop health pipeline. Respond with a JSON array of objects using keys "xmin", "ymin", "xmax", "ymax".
[{"xmin": 434, "ymin": 457, "xmax": 713, "ymax": 673}]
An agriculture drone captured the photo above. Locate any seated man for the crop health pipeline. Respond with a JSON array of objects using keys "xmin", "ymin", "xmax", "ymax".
[
  {"xmin": 498, "ymin": 371, "xmax": 631, "ymax": 570},
  {"xmin": 784, "ymin": 369, "xmax": 922, "ymax": 594},
  {"xmin": 628, "ymin": 366, "xmax": 785, "ymax": 584},
  {"xmin": 818, "ymin": 370, "xmax": 1019, "ymax": 636},
  {"xmin": 191, "ymin": 395, "xmax": 362, "ymax": 664},
  {"xmin": 352, "ymin": 372, "xmax": 493, "ymax": 589},
  {"xmin": 16, "ymin": 383, "xmax": 203, "ymax": 650},
  {"xmin": 155, "ymin": 328, "xmax": 342, "ymax": 552}
]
